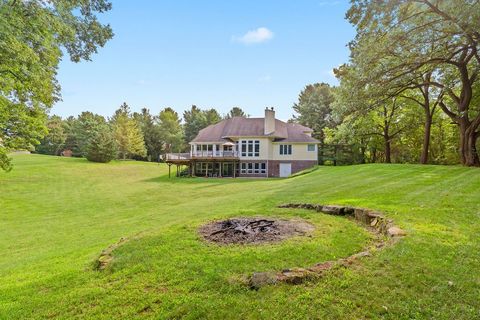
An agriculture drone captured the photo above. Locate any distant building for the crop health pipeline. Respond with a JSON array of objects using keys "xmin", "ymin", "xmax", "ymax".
[{"xmin": 165, "ymin": 108, "xmax": 319, "ymax": 177}]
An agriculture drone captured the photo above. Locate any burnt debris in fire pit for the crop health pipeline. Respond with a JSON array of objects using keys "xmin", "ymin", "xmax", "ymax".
[{"xmin": 200, "ymin": 218, "xmax": 314, "ymax": 245}]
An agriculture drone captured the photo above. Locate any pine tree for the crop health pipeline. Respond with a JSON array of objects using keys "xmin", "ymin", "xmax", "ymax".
[
  {"xmin": 86, "ymin": 126, "xmax": 117, "ymax": 163},
  {"xmin": 111, "ymin": 103, "xmax": 147, "ymax": 159}
]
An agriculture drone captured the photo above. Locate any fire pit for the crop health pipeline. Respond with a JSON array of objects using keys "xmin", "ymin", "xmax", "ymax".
[{"xmin": 199, "ymin": 217, "xmax": 314, "ymax": 245}]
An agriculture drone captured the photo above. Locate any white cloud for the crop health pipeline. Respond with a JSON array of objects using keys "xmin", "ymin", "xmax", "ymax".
[{"xmin": 232, "ymin": 27, "xmax": 274, "ymax": 45}]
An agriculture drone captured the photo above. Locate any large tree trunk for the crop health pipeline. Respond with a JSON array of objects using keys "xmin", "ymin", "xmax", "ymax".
[
  {"xmin": 458, "ymin": 120, "xmax": 480, "ymax": 166},
  {"xmin": 420, "ymin": 110, "xmax": 432, "ymax": 164},
  {"xmin": 384, "ymin": 135, "xmax": 392, "ymax": 163}
]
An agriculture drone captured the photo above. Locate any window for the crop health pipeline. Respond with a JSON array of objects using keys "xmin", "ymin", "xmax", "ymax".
[
  {"xmin": 307, "ymin": 144, "xmax": 316, "ymax": 152},
  {"xmin": 197, "ymin": 144, "xmax": 213, "ymax": 152},
  {"xmin": 240, "ymin": 162, "xmax": 266, "ymax": 174},
  {"xmin": 196, "ymin": 162, "xmax": 211, "ymax": 175},
  {"xmin": 279, "ymin": 144, "xmax": 292, "ymax": 155},
  {"xmin": 240, "ymin": 140, "xmax": 260, "ymax": 157}
]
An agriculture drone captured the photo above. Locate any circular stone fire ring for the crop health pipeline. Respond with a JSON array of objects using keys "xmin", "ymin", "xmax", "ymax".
[{"xmin": 199, "ymin": 217, "xmax": 315, "ymax": 245}]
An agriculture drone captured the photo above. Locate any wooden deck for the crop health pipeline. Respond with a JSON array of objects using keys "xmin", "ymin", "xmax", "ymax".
[
  {"xmin": 164, "ymin": 152, "xmax": 239, "ymax": 164},
  {"xmin": 163, "ymin": 152, "xmax": 240, "ymax": 178}
]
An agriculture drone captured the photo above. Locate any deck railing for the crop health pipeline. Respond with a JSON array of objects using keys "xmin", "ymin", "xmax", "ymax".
[
  {"xmin": 192, "ymin": 150, "xmax": 239, "ymax": 158},
  {"xmin": 164, "ymin": 153, "xmax": 191, "ymax": 161},
  {"xmin": 164, "ymin": 150, "xmax": 239, "ymax": 161}
]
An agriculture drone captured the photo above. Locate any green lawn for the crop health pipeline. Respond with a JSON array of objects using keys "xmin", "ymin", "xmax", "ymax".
[{"xmin": 1, "ymin": 155, "xmax": 480, "ymax": 319}]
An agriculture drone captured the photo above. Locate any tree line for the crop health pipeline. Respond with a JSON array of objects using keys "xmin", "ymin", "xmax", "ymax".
[
  {"xmin": 36, "ymin": 105, "xmax": 248, "ymax": 163},
  {"xmin": 292, "ymin": 1, "xmax": 479, "ymax": 166}
]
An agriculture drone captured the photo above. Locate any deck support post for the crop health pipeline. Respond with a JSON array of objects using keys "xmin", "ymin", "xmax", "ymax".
[{"xmin": 168, "ymin": 163, "xmax": 172, "ymax": 178}]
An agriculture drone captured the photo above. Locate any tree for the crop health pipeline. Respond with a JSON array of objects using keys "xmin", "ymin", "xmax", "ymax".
[
  {"xmin": 334, "ymin": 65, "xmax": 417, "ymax": 163},
  {"xmin": 158, "ymin": 108, "xmax": 184, "ymax": 154},
  {"xmin": 345, "ymin": 0, "xmax": 480, "ymax": 166},
  {"xmin": 133, "ymin": 108, "xmax": 162, "ymax": 161},
  {"xmin": 183, "ymin": 105, "xmax": 206, "ymax": 144},
  {"xmin": 36, "ymin": 115, "xmax": 66, "ymax": 155},
  {"xmin": 225, "ymin": 107, "xmax": 248, "ymax": 119},
  {"xmin": 291, "ymin": 83, "xmax": 336, "ymax": 144},
  {"xmin": 64, "ymin": 112, "xmax": 107, "ymax": 157},
  {"xmin": 86, "ymin": 125, "xmax": 117, "ymax": 163},
  {"xmin": 204, "ymin": 108, "xmax": 222, "ymax": 125},
  {"xmin": 0, "ymin": 100, "xmax": 47, "ymax": 171},
  {"xmin": 111, "ymin": 103, "xmax": 147, "ymax": 159},
  {"xmin": 0, "ymin": 0, "xmax": 113, "ymax": 170}
]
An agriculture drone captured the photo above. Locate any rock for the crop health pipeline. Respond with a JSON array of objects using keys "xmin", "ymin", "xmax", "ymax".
[
  {"xmin": 322, "ymin": 205, "xmax": 346, "ymax": 215},
  {"xmin": 278, "ymin": 268, "xmax": 312, "ymax": 284},
  {"xmin": 341, "ymin": 251, "xmax": 371, "ymax": 265},
  {"xmin": 354, "ymin": 208, "xmax": 369, "ymax": 224},
  {"xmin": 308, "ymin": 261, "xmax": 334, "ymax": 273},
  {"xmin": 249, "ymin": 272, "xmax": 277, "ymax": 289},
  {"xmin": 387, "ymin": 226, "xmax": 407, "ymax": 237},
  {"xmin": 370, "ymin": 218, "xmax": 378, "ymax": 227}
]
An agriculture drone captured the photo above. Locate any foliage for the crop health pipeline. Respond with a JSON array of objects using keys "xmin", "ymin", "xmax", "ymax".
[
  {"xmin": 0, "ymin": 99, "xmax": 47, "ymax": 170},
  {"xmin": 204, "ymin": 108, "xmax": 222, "ymax": 125},
  {"xmin": 63, "ymin": 112, "xmax": 108, "ymax": 157},
  {"xmin": 85, "ymin": 125, "xmax": 117, "ymax": 163},
  {"xmin": 0, "ymin": 0, "xmax": 113, "ymax": 170},
  {"xmin": 183, "ymin": 105, "xmax": 222, "ymax": 145},
  {"xmin": 343, "ymin": 0, "xmax": 480, "ymax": 165},
  {"xmin": 291, "ymin": 83, "xmax": 336, "ymax": 143},
  {"xmin": 225, "ymin": 107, "xmax": 248, "ymax": 118},
  {"xmin": 36, "ymin": 116, "xmax": 67, "ymax": 155},
  {"xmin": 111, "ymin": 103, "xmax": 147, "ymax": 159},
  {"xmin": 133, "ymin": 108, "xmax": 162, "ymax": 161},
  {"xmin": 158, "ymin": 107, "xmax": 184, "ymax": 154}
]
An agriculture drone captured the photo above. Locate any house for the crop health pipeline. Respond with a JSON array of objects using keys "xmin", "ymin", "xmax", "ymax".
[{"xmin": 165, "ymin": 108, "xmax": 319, "ymax": 177}]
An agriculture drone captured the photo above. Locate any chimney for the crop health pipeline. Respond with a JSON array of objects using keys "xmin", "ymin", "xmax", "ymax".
[{"xmin": 264, "ymin": 107, "xmax": 275, "ymax": 135}]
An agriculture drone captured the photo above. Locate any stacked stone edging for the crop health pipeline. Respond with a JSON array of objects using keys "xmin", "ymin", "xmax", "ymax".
[{"xmin": 248, "ymin": 203, "xmax": 406, "ymax": 289}]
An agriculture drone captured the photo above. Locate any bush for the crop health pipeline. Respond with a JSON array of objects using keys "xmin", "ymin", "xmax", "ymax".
[{"xmin": 86, "ymin": 127, "xmax": 117, "ymax": 163}]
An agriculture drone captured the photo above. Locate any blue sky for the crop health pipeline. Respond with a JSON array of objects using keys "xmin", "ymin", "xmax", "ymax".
[{"xmin": 52, "ymin": 0, "xmax": 354, "ymax": 121}]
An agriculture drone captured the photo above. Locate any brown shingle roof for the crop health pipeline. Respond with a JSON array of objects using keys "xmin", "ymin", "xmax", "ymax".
[{"xmin": 191, "ymin": 117, "xmax": 319, "ymax": 143}]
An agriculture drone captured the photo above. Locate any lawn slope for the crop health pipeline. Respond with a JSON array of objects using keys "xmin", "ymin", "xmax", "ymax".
[{"xmin": 1, "ymin": 155, "xmax": 479, "ymax": 319}]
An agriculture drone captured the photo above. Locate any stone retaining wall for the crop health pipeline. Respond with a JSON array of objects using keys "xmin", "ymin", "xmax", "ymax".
[{"xmin": 248, "ymin": 203, "xmax": 406, "ymax": 289}]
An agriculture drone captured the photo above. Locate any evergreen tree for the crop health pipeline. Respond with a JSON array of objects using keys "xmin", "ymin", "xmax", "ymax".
[
  {"xmin": 204, "ymin": 108, "xmax": 222, "ymax": 125},
  {"xmin": 111, "ymin": 103, "xmax": 147, "ymax": 159},
  {"xmin": 133, "ymin": 108, "xmax": 162, "ymax": 161},
  {"xmin": 183, "ymin": 105, "xmax": 222, "ymax": 144},
  {"xmin": 183, "ymin": 105, "xmax": 208, "ymax": 144},
  {"xmin": 64, "ymin": 112, "xmax": 107, "ymax": 157},
  {"xmin": 225, "ymin": 107, "xmax": 248, "ymax": 119},
  {"xmin": 86, "ymin": 125, "xmax": 117, "ymax": 163},
  {"xmin": 292, "ymin": 83, "xmax": 336, "ymax": 144},
  {"xmin": 158, "ymin": 108, "xmax": 184, "ymax": 154}
]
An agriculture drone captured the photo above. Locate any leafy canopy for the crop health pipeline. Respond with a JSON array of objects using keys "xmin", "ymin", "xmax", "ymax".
[{"xmin": 0, "ymin": 0, "xmax": 113, "ymax": 170}]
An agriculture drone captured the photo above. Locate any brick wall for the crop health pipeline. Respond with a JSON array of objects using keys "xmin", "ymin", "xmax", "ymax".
[{"xmin": 267, "ymin": 160, "xmax": 317, "ymax": 177}]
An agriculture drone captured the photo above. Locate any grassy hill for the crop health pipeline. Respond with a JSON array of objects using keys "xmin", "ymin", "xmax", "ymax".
[{"xmin": 1, "ymin": 155, "xmax": 479, "ymax": 319}]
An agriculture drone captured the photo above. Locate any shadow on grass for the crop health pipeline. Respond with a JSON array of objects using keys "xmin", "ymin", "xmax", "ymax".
[{"xmin": 142, "ymin": 174, "xmax": 279, "ymax": 185}]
